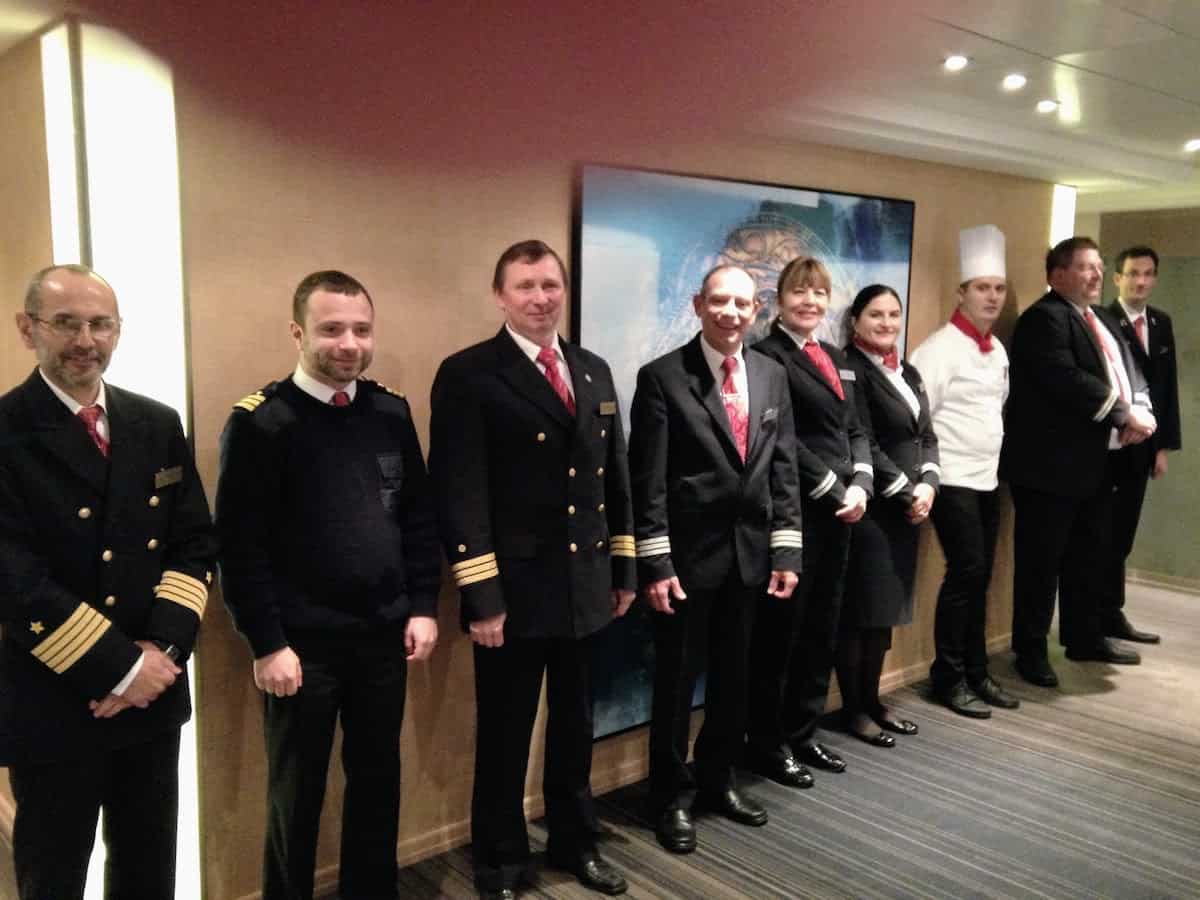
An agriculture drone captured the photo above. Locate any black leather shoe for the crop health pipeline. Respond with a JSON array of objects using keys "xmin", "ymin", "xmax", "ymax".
[
  {"xmin": 936, "ymin": 681, "xmax": 992, "ymax": 718},
  {"xmin": 1014, "ymin": 655, "xmax": 1059, "ymax": 687},
  {"xmin": 655, "ymin": 804, "xmax": 697, "ymax": 854},
  {"xmin": 876, "ymin": 713, "xmax": 919, "ymax": 735},
  {"xmin": 745, "ymin": 746, "xmax": 814, "ymax": 789},
  {"xmin": 969, "ymin": 676, "xmax": 1020, "ymax": 709},
  {"xmin": 1065, "ymin": 637, "xmax": 1141, "ymax": 664},
  {"xmin": 1106, "ymin": 612, "xmax": 1160, "ymax": 644},
  {"xmin": 850, "ymin": 728, "xmax": 896, "ymax": 747},
  {"xmin": 548, "ymin": 851, "xmax": 627, "ymax": 895},
  {"xmin": 795, "ymin": 742, "xmax": 846, "ymax": 773},
  {"xmin": 478, "ymin": 891, "xmax": 515, "ymax": 900},
  {"xmin": 695, "ymin": 787, "xmax": 768, "ymax": 826}
]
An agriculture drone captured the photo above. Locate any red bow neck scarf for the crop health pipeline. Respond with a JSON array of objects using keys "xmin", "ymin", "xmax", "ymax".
[
  {"xmin": 951, "ymin": 309, "xmax": 993, "ymax": 353},
  {"xmin": 852, "ymin": 335, "xmax": 899, "ymax": 372}
]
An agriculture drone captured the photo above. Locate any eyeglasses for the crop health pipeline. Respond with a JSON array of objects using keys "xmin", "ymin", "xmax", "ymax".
[{"xmin": 30, "ymin": 315, "xmax": 121, "ymax": 339}]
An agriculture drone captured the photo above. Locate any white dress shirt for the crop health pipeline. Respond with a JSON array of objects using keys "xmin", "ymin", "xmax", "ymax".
[
  {"xmin": 698, "ymin": 334, "xmax": 748, "ymax": 400},
  {"xmin": 293, "ymin": 363, "xmax": 358, "ymax": 403},
  {"xmin": 1117, "ymin": 299, "xmax": 1149, "ymax": 354},
  {"xmin": 506, "ymin": 324, "xmax": 575, "ymax": 397}
]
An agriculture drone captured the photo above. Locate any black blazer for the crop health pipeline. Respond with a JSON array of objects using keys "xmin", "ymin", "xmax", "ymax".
[
  {"xmin": 0, "ymin": 371, "xmax": 216, "ymax": 765},
  {"xmin": 628, "ymin": 335, "xmax": 804, "ymax": 592},
  {"xmin": 429, "ymin": 328, "xmax": 636, "ymax": 639},
  {"xmin": 752, "ymin": 323, "xmax": 874, "ymax": 510},
  {"xmin": 1104, "ymin": 300, "xmax": 1181, "ymax": 453},
  {"xmin": 843, "ymin": 345, "xmax": 940, "ymax": 507},
  {"xmin": 1000, "ymin": 291, "xmax": 1134, "ymax": 498}
]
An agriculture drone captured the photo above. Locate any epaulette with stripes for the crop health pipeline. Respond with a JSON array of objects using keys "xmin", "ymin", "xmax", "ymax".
[
  {"xmin": 232, "ymin": 382, "xmax": 278, "ymax": 413},
  {"xmin": 359, "ymin": 377, "xmax": 405, "ymax": 400}
]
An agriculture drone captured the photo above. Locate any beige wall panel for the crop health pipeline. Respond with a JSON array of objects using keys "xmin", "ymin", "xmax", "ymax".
[
  {"xmin": 0, "ymin": 34, "xmax": 51, "ymax": 838},
  {"xmin": 176, "ymin": 63, "xmax": 1052, "ymax": 895}
]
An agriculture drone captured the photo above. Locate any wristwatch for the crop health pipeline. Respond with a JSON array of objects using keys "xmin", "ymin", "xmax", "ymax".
[{"xmin": 153, "ymin": 640, "xmax": 181, "ymax": 662}]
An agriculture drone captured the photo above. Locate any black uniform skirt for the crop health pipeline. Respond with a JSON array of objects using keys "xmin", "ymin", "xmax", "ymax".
[{"xmin": 841, "ymin": 499, "xmax": 919, "ymax": 629}]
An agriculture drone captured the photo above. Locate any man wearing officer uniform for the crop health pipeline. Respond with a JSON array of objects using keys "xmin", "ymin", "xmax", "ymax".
[
  {"xmin": 628, "ymin": 264, "xmax": 803, "ymax": 855},
  {"xmin": 429, "ymin": 240, "xmax": 636, "ymax": 899},
  {"xmin": 1096, "ymin": 245, "xmax": 1181, "ymax": 645},
  {"xmin": 0, "ymin": 264, "xmax": 216, "ymax": 899},
  {"xmin": 1002, "ymin": 237, "xmax": 1156, "ymax": 688},
  {"xmin": 911, "ymin": 225, "xmax": 1019, "ymax": 717},
  {"xmin": 217, "ymin": 270, "xmax": 441, "ymax": 900}
]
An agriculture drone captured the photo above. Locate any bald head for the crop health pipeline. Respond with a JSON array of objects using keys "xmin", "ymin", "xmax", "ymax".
[{"xmin": 25, "ymin": 265, "xmax": 117, "ymax": 316}]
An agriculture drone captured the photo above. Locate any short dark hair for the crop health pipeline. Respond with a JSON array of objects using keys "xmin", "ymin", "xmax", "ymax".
[
  {"xmin": 776, "ymin": 256, "xmax": 832, "ymax": 298},
  {"xmin": 844, "ymin": 284, "xmax": 901, "ymax": 337},
  {"xmin": 1045, "ymin": 236, "xmax": 1099, "ymax": 278},
  {"xmin": 24, "ymin": 264, "xmax": 112, "ymax": 315},
  {"xmin": 1114, "ymin": 245, "xmax": 1159, "ymax": 274},
  {"xmin": 698, "ymin": 263, "xmax": 754, "ymax": 297},
  {"xmin": 491, "ymin": 240, "xmax": 568, "ymax": 293},
  {"xmin": 292, "ymin": 270, "xmax": 373, "ymax": 325}
]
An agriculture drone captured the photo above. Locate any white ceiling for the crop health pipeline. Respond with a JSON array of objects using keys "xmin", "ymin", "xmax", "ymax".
[{"xmin": 2, "ymin": 0, "xmax": 1196, "ymax": 214}]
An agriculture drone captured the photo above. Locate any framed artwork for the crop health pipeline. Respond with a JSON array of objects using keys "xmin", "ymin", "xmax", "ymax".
[{"xmin": 572, "ymin": 163, "xmax": 916, "ymax": 739}]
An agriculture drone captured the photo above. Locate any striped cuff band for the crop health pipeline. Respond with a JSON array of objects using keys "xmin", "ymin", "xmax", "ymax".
[
  {"xmin": 451, "ymin": 552, "xmax": 499, "ymax": 588},
  {"xmin": 853, "ymin": 463, "xmax": 874, "ymax": 476},
  {"xmin": 156, "ymin": 570, "xmax": 208, "ymax": 618},
  {"xmin": 635, "ymin": 535, "xmax": 671, "ymax": 558},
  {"xmin": 770, "ymin": 529, "xmax": 804, "ymax": 549},
  {"xmin": 610, "ymin": 534, "xmax": 636, "ymax": 558},
  {"xmin": 810, "ymin": 470, "xmax": 837, "ymax": 499},
  {"xmin": 1093, "ymin": 387, "xmax": 1118, "ymax": 422},
  {"xmin": 920, "ymin": 462, "xmax": 942, "ymax": 477},
  {"xmin": 881, "ymin": 473, "xmax": 910, "ymax": 497},
  {"xmin": 32, "ymin": 603, "xmax": 112, "ymax": 674}
]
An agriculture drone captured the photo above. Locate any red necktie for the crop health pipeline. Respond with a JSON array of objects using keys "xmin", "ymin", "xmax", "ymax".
[
  {"xmin": 1134, "ymin": 316, "xmax": 1148, "ymax": 354},
  {"xmin": 537, "ymin": 346, "xmax": 576, "ymax": 416},
  {"xmin": 77, "ymin": 405, "xmax": 109, "ymax": 458},
  {"xmin": 721, "ymin": 356, "xmax": 748, "ymax": 461},
  {"xmin": 331, "ymin": 390, "xmax": 350, "ymax": 407},
  {"xmin": 803, "ymin": 341, "xmax": 845, "ymax": 400},
  {"xmin": 950, "ymin": 309, "xmax": 994, "ymax": 353},
  {"xmin": 852, "ymin": 335, "xmax": 899, "ymax": 371},
  {"xmin": 1084, "ymin": 307, "xmax": 1128, "ymax": 403}
]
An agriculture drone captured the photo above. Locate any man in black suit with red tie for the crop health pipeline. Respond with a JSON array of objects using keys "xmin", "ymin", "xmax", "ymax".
[
  {"xmin": 1097, "ymin": 245, "xmax": 1181, "ymax": 644},
  {"xmin": 628, "ymin": 264, "xmax": 804, "ymax": 855},
  {"xmin": 430, "ymin": 240, "xmax": 637, "ymax": 899},
  {"xmin": 1002, "ymin": 237, "xmax": 1157, "ymax": 688}
]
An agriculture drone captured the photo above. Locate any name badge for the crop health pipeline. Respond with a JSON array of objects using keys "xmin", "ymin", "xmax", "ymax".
[
  {"xmin": 838, "ymin": 369, "xmax": 856, "ymax": 382},
  {"xmin": 762, "ymin": 407, "xmax": 778, "ymax": 422},
  {"xmin": 155, "ymin": 466, "xmax": 183, "ymax": 489},
  {"xmin": 599, "ymin": 400, "xmax": 617, "ymax": 415}
]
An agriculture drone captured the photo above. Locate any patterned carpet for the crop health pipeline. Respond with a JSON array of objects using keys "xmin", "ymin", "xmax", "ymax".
[{"xmin": 396, "ymin": 583, "xmax": 1200, "ymax": 899}]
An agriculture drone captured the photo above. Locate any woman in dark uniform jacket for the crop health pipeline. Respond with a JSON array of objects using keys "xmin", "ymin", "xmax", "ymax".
[{"xmin": 839, "ymin": 284, "xmax": 940, "ymax": 746}]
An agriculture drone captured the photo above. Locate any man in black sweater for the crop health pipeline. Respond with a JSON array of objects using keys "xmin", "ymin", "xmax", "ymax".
[{"xmin": 217, "ymin": 270, "xmax": 441, "ymax": 900}]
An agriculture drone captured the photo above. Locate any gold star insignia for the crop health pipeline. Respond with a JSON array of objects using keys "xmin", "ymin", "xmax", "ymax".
[{"xmin": 30, "ymin": 621, "xmax": 44, "ymax": 635}]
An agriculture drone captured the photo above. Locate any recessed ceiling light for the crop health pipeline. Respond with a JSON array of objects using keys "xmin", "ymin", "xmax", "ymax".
[
  {"xmin": 1185, "ymin": 138, "xmax": 1200, "ymax": 153},
  {"xmin": 944, "ymin": 55, "xmax": 969, "ymax": 72},
  {"xmin": 1036, "ymin": 99, "xmax": 1059, "ymax": 114},
  {"xmin": 1002, "ymin": 73, "xmax": 1027, "ymax": 91}
]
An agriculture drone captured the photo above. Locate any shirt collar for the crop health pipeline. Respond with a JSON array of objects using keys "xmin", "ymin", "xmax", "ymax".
[
  {"xmin": 292, "ymin": 364, "xmax": 357, "ymax": 404},
  {"xmin": 1117, "ymin": 299, "xmax": 1146, "ymax": 323},
  {"xmin": 699, "ymin": 333, "xmax": 745, "ymax": 375},
  {"xmin": 39, "ymin": 368, "xmax": 106, "ymax": 416},
  {"xmin": 776, "ymin": 321, "xmax": 818, "ymax": 350},
  {"xmin": 505, "ymin": 323, "xmax": 563, "ymax": 365}
]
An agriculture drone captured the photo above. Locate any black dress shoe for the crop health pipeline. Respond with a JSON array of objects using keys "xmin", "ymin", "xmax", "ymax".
[
  {"xmin": 795, "ymin": 742, "xmax": 846, "ymax": 773},
  {"xmin": 1014, "ymin": 655, "xmax": 1059, "ymax": 687},
  {"xmin": 695, "ymin": 787, "xmax": 768, "ymax": 826},
  {"xmin": 1106, "ymin": 612, "xmax": 1160, "ymax": 644},
  {"xmin": 745, "ymin": 746, "xmax": 814, "ymax": 789},
  {"xmin": 1065, "ymin": 637, "xmax": 1141, "ymax": 664},
  {"xmin": 850, "ymin": 728, "xmax": 895, "ymax": 747},
  {"xmin": 969, "ymin": 675, "xmax": 1020, "ymax": 709},
  {"xmin": 655, "ymin": 805, "xmax": 696, "ymax": 854},
  {"xmin": 478, "ymin": 891, "xmax": 515, "ymax": 900},
  {"xmin": 936, "ymin": 681, "xmax": 992, "ymax": 718},
  {"xmin": 548, "ymin": 851, "xmax": 627, "ymax": 895},
  {"xmin": 875, "ymin": 713, "xmax": 919, "ymax": 735}
]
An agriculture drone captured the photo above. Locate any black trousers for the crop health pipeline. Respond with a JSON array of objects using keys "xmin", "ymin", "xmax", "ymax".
[
  {"xmin": 929, "ymin": 486, "xmax": 1000, "ymax": 690},
  {"xmin": 746, "ymin": 511, "xmax": 850, "ymax": 753},
  {"xmin": 649, "ymin": 569, "xmax": 757, "ymax": 809},
  {"xmin": 1102, "ymin": 444, "xmax": 1153, "ymax": 624},
  {"xmin": 263, "ymin": 632, "xmax": 407, "ymax": 900},
  {"xmin": 9, "ymin": 727, "xmax": 180, "ymax": 900},
  {"xmin": 1010, "ymin": 483, "xmax": 1113, "ymax": 657},
  {"xmin": 471, "ymin": 635, "xmax": 598, "ymax": 892}
]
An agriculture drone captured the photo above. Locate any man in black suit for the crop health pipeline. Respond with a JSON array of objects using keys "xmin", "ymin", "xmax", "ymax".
[
  {"xmin": 1098, "ymin": 245, "xmax": 1181, "ymax": 644},
  {"xmin": 1001, "ymin": 237, "xmax": 1156, "ymax": 688},
  {"xmin": 628, "ymin": 264, "xmax": 803, "ymax": 854},
  {"xmin": 429, "ymin": 240, "xmax": 636, "ymax": 899},
  {"xmin": 0, "ymin": 264, "xmax": 216, "ymax": 899}
]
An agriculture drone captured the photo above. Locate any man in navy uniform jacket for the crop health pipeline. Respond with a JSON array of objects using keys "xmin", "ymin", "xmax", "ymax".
[
  {"xmin": 429, "ymin": 240, "xmax": 637, "ymax": 899},
  {"xmin": 628, "ymin": 264, "xmax": 803, "ymax": 855},
  {"xmin": 0, "ymin": 264, "xmax": 216, "ymax": 900}
]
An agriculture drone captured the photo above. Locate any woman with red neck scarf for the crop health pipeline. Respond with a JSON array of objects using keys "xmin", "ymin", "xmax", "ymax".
[
  {"xmin": 909, "ymin": 225, "xmax": 1019, "ymax": 718},
  {"xmin": 839, "ymin": 285, "xmax": 939, "ymax": 745}
]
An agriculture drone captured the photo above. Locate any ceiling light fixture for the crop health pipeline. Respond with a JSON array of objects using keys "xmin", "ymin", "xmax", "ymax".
[
  {"xmin": 944, "ymin": 55, "xmax": 968, "ymax": 72},
  {"xmin": 1036, "ymin": 99, "xmax": 1059, "ymax": 114},
  {"xmin": 1002, "ymin": 73, "xmax": 1027, "ymax": 91},
  {"xmin": 1185, "ymin": 138, "xmax": 1200, "ymax": 153}
]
